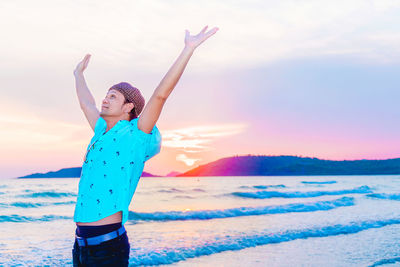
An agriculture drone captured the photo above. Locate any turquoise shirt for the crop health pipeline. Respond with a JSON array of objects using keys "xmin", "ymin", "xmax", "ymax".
[{"xmin": 73, "ymin": 115, "xmax": 161, "ymax": 225}]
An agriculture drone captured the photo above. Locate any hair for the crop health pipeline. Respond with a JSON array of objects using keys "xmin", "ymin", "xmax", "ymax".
[{"xmin": 123, "ymin": 98, "xmax": 137, "ymax": 121}]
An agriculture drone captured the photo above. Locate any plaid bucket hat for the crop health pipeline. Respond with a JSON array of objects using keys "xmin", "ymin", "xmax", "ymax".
[{"xmin": 108, "ymin": 82, "xmax": 145, "ymax": 117}]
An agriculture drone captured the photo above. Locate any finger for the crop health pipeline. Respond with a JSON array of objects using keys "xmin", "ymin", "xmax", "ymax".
[
  {"xmin": 201, "ymin": 25, "xmax": 208, "ymax": 33},
  {"xmin": 84, "ymin": 54, "xmax": 91, "ymax": 66},
  {"xmin": 206, "ymin": 27, "xmax": 219, "ymax": 37}
]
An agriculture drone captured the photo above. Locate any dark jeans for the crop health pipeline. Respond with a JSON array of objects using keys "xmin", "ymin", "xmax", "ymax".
[{"xmin": 72, "ymin": 230, "xmax": 130, "ymax": 266}]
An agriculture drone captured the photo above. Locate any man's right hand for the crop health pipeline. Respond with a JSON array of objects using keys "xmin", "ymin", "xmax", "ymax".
[{"xmin": 74, "ymin": 54, "xmax": 91, "ymax": 76}]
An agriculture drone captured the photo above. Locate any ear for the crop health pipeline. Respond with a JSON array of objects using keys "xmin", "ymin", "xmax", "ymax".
[{"xmin": 125, "ymin": 102, "xmax": 135, "ymax": 113}]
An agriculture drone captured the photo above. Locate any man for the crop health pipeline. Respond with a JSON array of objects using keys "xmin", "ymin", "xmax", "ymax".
[{"xmin": 71, "ymin": 25, "xmax": 219, "ymax": 266}]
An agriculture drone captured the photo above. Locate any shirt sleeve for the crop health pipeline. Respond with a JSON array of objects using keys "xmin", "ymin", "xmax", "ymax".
[
  {"xmin": 130, "ymin": 117, "xmax": 162, "ymax": 162},
  {"xmin": 94, "ymin": 116, "xmax": 107, "ymax": 135}
]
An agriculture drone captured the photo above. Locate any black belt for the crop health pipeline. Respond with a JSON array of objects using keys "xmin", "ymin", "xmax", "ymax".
[{"xmin": 75, "ymin": 225, "xmax": 126, "ymax": 247}]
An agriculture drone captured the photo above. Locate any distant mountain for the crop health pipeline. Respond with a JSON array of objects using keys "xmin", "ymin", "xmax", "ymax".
[
  {"xmin": 141, "ymin": 171, "xmax": 158, "ymax": 177},
  {"xmin": 165, "ymin": 171, "xmax": 182, "ymax": 177},
  {"xmin": 18, "ymin": 167, "xmax": 82, "ymax": 178},
  {"xmin": 17, "ymin": 167, "xmax": 158, "ymax": 178},
  {"xmin": 16, "ymin": 155, "xmax": 400, "ymax": 179},
  {"xmin": 176, "ymin": 155, "xmax": 400, "ymax": 176}
]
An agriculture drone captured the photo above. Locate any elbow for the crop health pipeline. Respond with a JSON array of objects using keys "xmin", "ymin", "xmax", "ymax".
[{"xmin": 154, "ymin": 94, "xmax": 168, "ymax": 102}]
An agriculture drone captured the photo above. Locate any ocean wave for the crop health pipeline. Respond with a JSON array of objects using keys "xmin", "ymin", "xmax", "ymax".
[
  {"xmin": 157, "ymin": 188, "xmax": 206, "ymax": 194},
  {"xmin": 192, "ymin": 188, "xmax": 206, "ymax": 192},
  {"xmin": 253, "ymin": 184, "xmax": 286, "ymax": 189},
  {"xmin": 0, "ymin": 214, "xmax": 73, "ymax": 222},
  {"xmin": 368, "ymin": 256, "xmax": 400, "ymax": 267},
  {"xmin": 366, "ymin": 193, "xmax": 400, "ymax": 201},
  {"xmin": 173, "ymin": 195, "xmax": 194, "ymax": 199},
  {"xmin": 158, "ymin": 188, "xmax": 184, "ymax": 193},
  {"xmin": 0, "ymin": 200, "xmax": 76, "ymax": 208},
  {"xmin": 129, "ymin": 216, "xmax": 400, "ymax": 266},
  {"xmin": 239, "ymin": 184, "xmax": 286, "ymax": 189},
  {"xmin": 128, "ymin": 197, "xmax": 354, "ymax": 222},
  {"xmin": 17, "ymin": 191, "xmax": 77, "ymax": 198},
  {"xmin": 231, "ymin": 186, "xmax": 372, "ymax": 199},
  {"xmin": 301, "ymin": 181, "xmax": 337, "ymax": 185}
]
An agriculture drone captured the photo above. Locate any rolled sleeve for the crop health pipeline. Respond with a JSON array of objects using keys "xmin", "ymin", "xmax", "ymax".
[
  {"xmin": 94, "ymin": 116, "xmax": 107, "ymax": 135},
  {"xmin": 130, "ymin": 118, "xmax": 162, "ymax": 162}
]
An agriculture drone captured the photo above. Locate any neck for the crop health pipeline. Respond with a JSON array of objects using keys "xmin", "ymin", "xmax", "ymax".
[{"xmin": 102, "ymin": 115, "xmax": 130, "ymax": 132}]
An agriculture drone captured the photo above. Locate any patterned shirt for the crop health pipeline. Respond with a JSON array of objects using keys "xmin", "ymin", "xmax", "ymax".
[{"xmin": 73, "ymin": 115, "xmax": 161, "ymax": 225}]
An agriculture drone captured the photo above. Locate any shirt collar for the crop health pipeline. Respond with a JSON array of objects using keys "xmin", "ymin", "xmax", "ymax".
[{"xmin": 102, "ymin": 119, "xmax": 130, "ymax": 135}]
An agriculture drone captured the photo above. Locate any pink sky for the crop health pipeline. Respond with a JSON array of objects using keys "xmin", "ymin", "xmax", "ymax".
[{"xmin": 1, "ymin": 0, "xmax": 400, "ymax": 179}]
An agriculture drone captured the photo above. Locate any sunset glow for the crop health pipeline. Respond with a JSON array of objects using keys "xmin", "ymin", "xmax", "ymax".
[{"xmin": 1, "ymin": 0, "xmax": 400, "ymax": 179}]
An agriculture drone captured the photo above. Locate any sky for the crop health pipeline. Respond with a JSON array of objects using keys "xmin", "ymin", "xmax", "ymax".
[{"xmin": 1, "ymin": 0, "xmax": 400, "ymax": 178}]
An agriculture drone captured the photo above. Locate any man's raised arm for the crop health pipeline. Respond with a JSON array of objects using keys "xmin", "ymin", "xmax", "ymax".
[
  {"xmin": 138, "ymin": 25, "xmax": 219, "ymax": 134},
  {"xmin": 74, "ymin": 54, "xmax": 100, "ymax": 131},
  {"xmin": 74, "ymin": 54, "xmax": 95, "ymax": 107}
]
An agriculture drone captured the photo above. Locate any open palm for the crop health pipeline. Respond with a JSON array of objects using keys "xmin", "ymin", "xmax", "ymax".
[
  {"xmin": 185, "ymin": 25, "xmax": 219, "ymax": 49},
  {"xmin": 74, "ymin": 54, "xmax": 91, "ymax": 75}
]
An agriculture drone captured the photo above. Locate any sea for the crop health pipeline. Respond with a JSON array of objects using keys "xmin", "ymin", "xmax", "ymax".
[{"xmin": 0, "ymin": 175, "xmax": 400, "ymax": 266}]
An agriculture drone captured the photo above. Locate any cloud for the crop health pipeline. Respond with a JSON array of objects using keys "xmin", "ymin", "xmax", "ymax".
[
  {"xmin": 2, "ymin": 0, "xmax": 400, "ymax": 72},
  {"xmin": 162, "ymin": 123, "xmax": 247, "ymax": 165},
  {"xmin": 176, "ymin": 154, "xmax": 201, "ymax": 167},
  {"xmin": 162, "ymin": 123, "xmax": 247, "ymax": 151}
]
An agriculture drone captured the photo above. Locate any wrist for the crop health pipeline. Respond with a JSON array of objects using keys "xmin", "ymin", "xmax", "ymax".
[
  {"xmin": 74, "ymin": 71, "xmax": 84, "ymax": 77},
  {"xmin": 183, "ymin": 45, "xmax": 195, "ymax": 54}
]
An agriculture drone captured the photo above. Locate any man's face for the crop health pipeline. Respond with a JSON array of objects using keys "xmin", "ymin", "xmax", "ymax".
[{"xmin": 101, "ymin": 89, "xmax": 132, "ymax": 117}]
